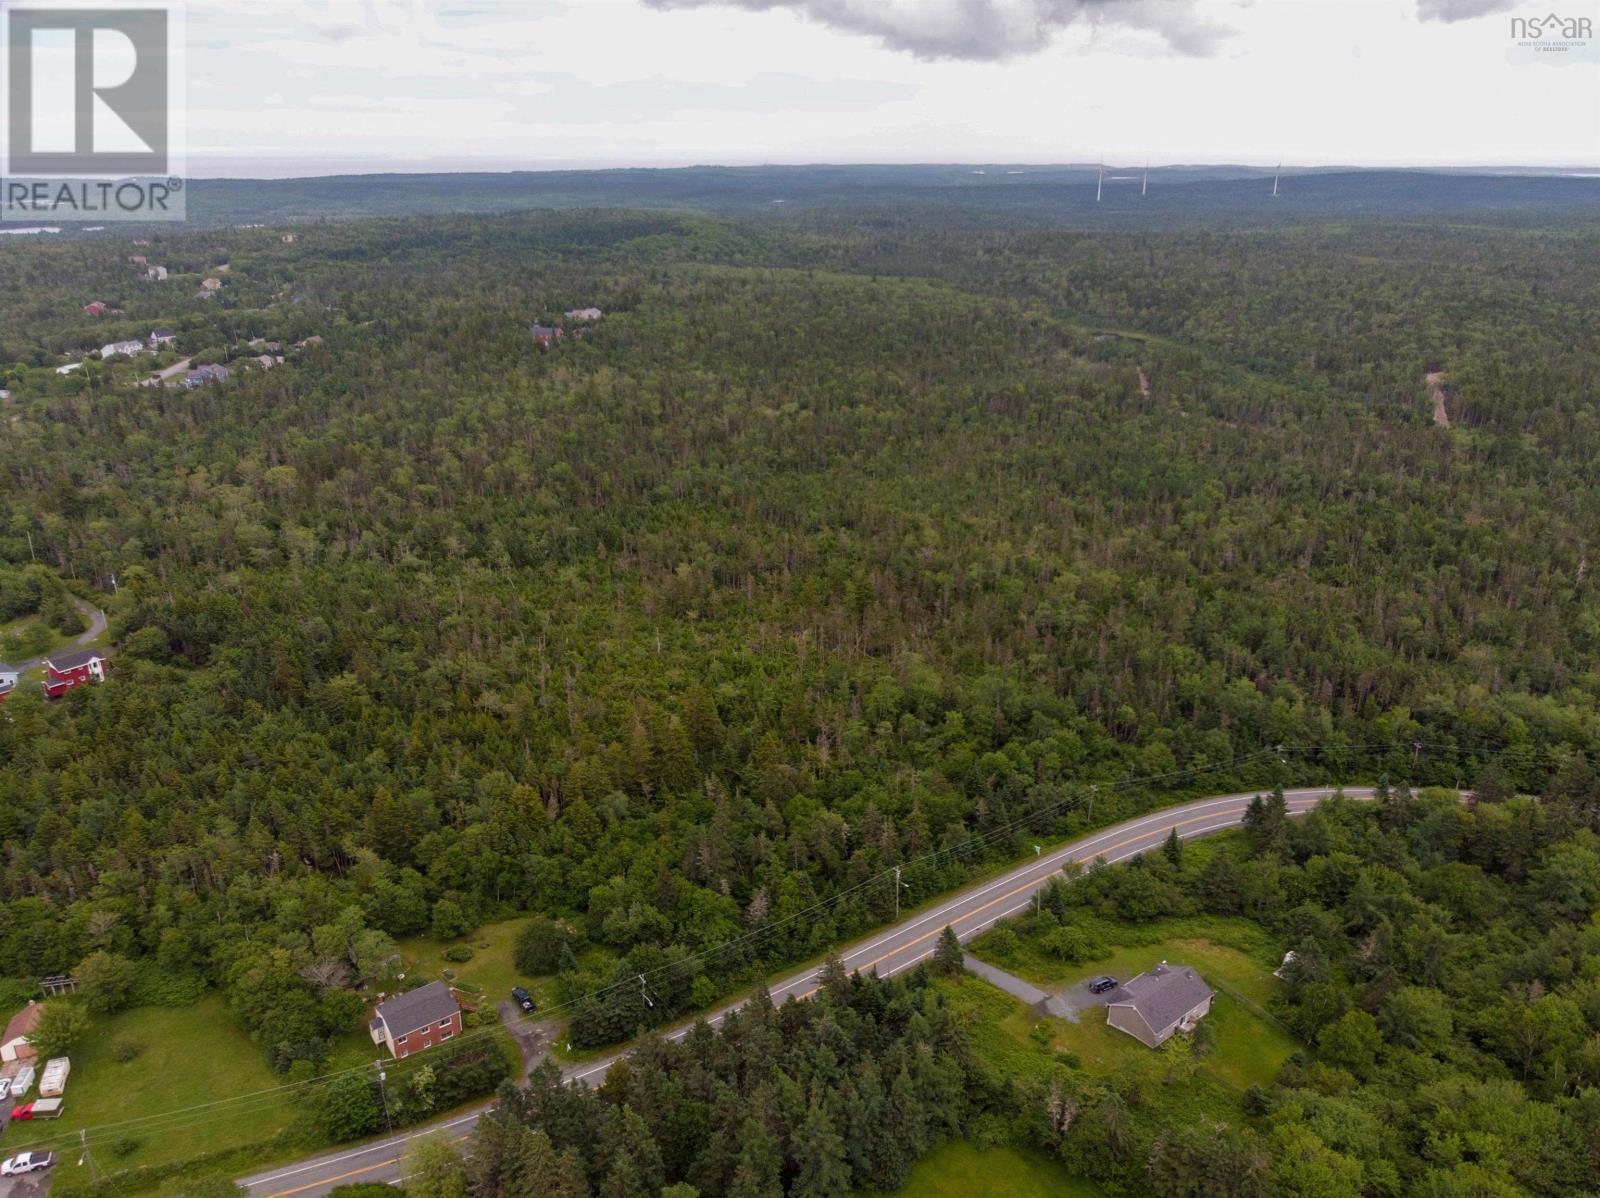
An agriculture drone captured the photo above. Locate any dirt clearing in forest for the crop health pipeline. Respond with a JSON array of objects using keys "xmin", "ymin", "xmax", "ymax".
[{"xmin": 1426, "ymin": 371, "xmax": 1451, "ymax": 428}]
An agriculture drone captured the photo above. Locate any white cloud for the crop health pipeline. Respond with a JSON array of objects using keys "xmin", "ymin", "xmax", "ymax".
[
  {"xmin": 176, "ymin": 0, "xmax": 1599, "ymax": 171},
  {"xmin": 643, "ymin": 0, "xmax": 1231, "ymax": 59}
]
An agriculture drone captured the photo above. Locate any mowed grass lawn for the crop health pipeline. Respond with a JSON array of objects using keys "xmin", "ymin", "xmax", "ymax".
[
  {"xmin": 1, "ymin": 997, "xmax": 302, "ymax": 1184},
  {"xmin": 979, "ymin": 935, "xmax": 1298, "ymax": 1094},
  {"xmin": 861, "ymin": 1141, "xmax": 1102, "ymax": 1197},
  {"xmin": 397, "ymin": 917, "xmax": 552, "ymax": 1011}
]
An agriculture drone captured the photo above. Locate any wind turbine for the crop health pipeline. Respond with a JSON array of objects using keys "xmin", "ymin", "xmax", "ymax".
[
  {"xmin": 1142, "ymin": 160, "xmax": 1148, "ymax": 197},
  {"xmin": 1271, "ymin": 163, "xmax": 1281, "ymax": 197},
  {"xmin": 1096, "ymin": 163, "xmax": 1104, "ymax": 203}
]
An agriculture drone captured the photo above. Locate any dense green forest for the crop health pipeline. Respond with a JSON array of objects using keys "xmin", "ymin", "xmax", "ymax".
[
  {"xmin": 403, "ymin": 785, "xmax": 1600, "ymax": 1198},
  {"xmin": 84, "ymin": 164, "xmax": 1600, "ymax": 227},
  {"xmin": 0, "ymin": 201, "xmax": 1598, "ymax": 1190}
]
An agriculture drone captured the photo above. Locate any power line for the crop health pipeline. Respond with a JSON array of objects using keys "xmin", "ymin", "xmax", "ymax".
[{"xmin": 24, "ymin": 733, "xmax": 1559, "ymax": 1148}]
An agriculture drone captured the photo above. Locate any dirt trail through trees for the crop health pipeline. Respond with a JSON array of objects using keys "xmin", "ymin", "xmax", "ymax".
[{"xmin": 1426, "ymin": 371, "xmax": 1450, "ymax": 428}]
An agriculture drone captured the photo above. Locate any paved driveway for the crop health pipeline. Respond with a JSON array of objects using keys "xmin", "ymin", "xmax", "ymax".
[
  {"xmin": 0, "ymin": 1164, "xmax": 56, "ymax": 1198},
  {"xmin": 963, "ymin": 955, "xmax": 1088, "ymax": 1021}
]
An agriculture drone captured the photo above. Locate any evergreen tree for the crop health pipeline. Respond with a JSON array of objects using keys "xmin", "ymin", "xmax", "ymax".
[
  {"xmin": 1163, "ymin": 827, "xmax": 1184, "ymax": 869},
  {"xmin": 932, "ymin": 925, "xmax": 964, "ymax": 976},
  {"xmin": 792, "ymin": 1088, "xmax": 851, "ymax": 1198}
]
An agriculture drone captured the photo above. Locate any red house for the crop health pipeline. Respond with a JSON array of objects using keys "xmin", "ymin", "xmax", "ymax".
[
  {"xmin": 83, "ymin": 302, "xmax": 108, "ymax": 316},
  {"xmin": 42, "ymin": 649, "xmax": 107, "ymax": 699},
  {"xmin": 368, "ymin": 981, "xmax": 462, "ymax": 1059}
]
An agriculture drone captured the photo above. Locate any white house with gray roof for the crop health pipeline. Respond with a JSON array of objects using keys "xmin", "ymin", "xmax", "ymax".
[{"xmin": 1105, "ymin": 963, "xmax": 1213, "ymax": 1048}]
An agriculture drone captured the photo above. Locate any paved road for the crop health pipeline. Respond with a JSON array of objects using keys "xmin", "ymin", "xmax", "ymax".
[
  {"xmin": 240, "ymin": 785, "xmax": 1372, "ymax": 1198},
  {"xmin": 0, "ymin": 597, "xmax": 108, "ymax": 675},
  {"xmin": 138, "ymin": 357, "xmax": 193, "ymax": 387}
]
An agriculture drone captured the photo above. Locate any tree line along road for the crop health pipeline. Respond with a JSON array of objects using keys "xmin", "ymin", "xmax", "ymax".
[{"xmin": 241, "ymin": 785, "xmax": 1379, "ymax": 1198}]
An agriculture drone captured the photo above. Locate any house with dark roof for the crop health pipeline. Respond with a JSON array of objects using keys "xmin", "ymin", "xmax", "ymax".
[
  {"xmin": 43, "ymin": 649, "xmax": 107, "ymax": 699},
  {"xmin": 368, "ymin": 981, "xmax": 462, "ymax": 1059},
  {"xmin": 183, "ymin": 364, "xmax": 230, "ymax": 388},
  {"xmin": 530, "ymin": 324, "xmax": 562, "ymax": 347},
  {"xmin": 1105, "ymin": 963, "xmax": 1213, "ymax": 1048}
]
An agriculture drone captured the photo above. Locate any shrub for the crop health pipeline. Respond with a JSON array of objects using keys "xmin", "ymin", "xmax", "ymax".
[
  {"xmin": 320, "ymin": 1073, "xmax": 382, "ymax": 1141},
  {"xmin": 111, "ymin": 1037, "xmax": 144, "ymax": 1062},
  {"xmin": 1037, "ymin": 925, "xmax": 1106, "ymax": 964},
  {"xmin": 441, "ymin": 944, "xmax": 472, "ymax": 963},
  {"xmin": 983, "ymin": 926, "xmax": 1021, "ymax": 960},
  {"xmin": 128, "ymin": 959, "xmax": 207, "ymax": 1007},
  {"xmin": 109, "ymin": 1137, "xmax": 141, "ymax": 1158},
  {"xmin": 512, "ymin": 915, "xmax": 575, "ymax": 976}
]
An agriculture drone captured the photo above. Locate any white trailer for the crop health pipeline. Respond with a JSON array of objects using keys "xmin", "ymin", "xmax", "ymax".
[{"xmin": 37, "ymin": 1058, "xmax": 69, "ymax": 1098}]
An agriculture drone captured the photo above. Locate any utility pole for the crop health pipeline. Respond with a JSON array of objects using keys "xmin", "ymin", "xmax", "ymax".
[
  {"xmin": 374, "ymin": 1060, "xmax": 392, "ymax": 1134},
  {"xmin": 79, "ymin": 1129, "xmax": 99, "ymax": 1183},
  {"xmin": 893, "ymin": 866, "xmax": 902, "ymax": 920}
]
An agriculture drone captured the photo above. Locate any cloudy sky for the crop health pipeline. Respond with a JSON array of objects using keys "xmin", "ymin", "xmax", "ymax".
[{"xmin": 180, "ymin": 0, "xmax": 1599, "ymax": 174}]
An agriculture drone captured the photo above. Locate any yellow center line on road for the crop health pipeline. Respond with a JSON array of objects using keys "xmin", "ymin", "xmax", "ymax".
[
  {"xmin": 262, "ymin": 1136, "xmax": 470, "ymax": 1198},
  {"xmin": 264, "ymin": 793, "xmax": 1353, "ymax": 1193},
  {"xmin": 787, "ymin": 803, "xmax": 1257, "ymax": 1001}
]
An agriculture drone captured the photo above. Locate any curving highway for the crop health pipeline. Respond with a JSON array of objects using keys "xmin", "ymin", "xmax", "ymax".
[{"xmin": 241, "ymin": 785, "xmax": 1372, "ymax": 1198}]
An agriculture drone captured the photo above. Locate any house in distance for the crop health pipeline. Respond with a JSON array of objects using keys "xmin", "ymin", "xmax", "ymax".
[
  {"xmin": 530, "ymin": 324, "xmax": 562, "ymax": 347},
  {"xmin": 1, "ymin": 1002, "xmax": 40, "ymax": 1063},
  {"xmin": 368, "ymin": 981, "xmax": 462, "ymax": 1059},
  {"xmin": 184, "ymin": 364, "xmax": 230, "ymax": 388},
  {"xmin": 1105, "ymin": 963, "xmax": 1214, "ymax": 1048},
  {"xmin": 43, "ymin": 649, "xmax": 108, "ymax": 699}
]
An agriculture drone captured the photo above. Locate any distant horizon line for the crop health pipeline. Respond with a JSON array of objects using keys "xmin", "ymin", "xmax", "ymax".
[{"xmin": 179, "ymin": 158, "xmax": 1600, "ymax": 182}]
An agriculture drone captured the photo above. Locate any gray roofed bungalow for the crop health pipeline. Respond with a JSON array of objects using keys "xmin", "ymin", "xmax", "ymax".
[
  {"xmin": 369, "ymin": 981, "xmax": 463, "ymax": 1059},
  {"xmin": 1105, "ymin": 963, "xmax": 1213, "ymax": 1048}
]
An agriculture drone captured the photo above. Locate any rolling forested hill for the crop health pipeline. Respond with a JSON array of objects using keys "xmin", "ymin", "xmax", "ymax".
[{"xmin": 0, "ymin": 199, "xmax": 1598, "ymax": 1193}]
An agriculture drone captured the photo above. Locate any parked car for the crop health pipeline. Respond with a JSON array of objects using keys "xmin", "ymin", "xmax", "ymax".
[
  {"xmin": 511, "ymin": 986, "xmax": 536, "ymax": 1013},
  {"xmin": 1088, "ymin": 975, "xmax": 1119, "ymax": 994},
  {"xmin": 1, "ymin": 1153, "xmax": 56, "ymax": 1175},
  {"xmin": 0, "ymin": 1078, "xmax": 9, "ymax": 1102}
]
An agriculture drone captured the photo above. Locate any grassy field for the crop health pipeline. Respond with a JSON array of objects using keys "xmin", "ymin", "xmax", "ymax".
[
  {"xmin": 0, "ymin": 980, "xmax": 521, "ymax": 1194},
  {"xmin": 0, "ymin": 997, "xmax": 306, "ymax": 1185},
  {"xmin": 0, "ymin": 613, "xmax": 78, "ymax": 663},
  {"xmin": 863, "ymin": 1141, "xmax": 1101, "ymax": 1197},
  {"xmin": 949, "ymin": 922, "xmax": 1298, "ymax": 1135},
  {"xmin": 396, "ymin": 917, "xmax": 553, "ymax": 1011},
  {"xmin": 997, "ymin": 946, "xmax": 1296, "ymax": 1091}
]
